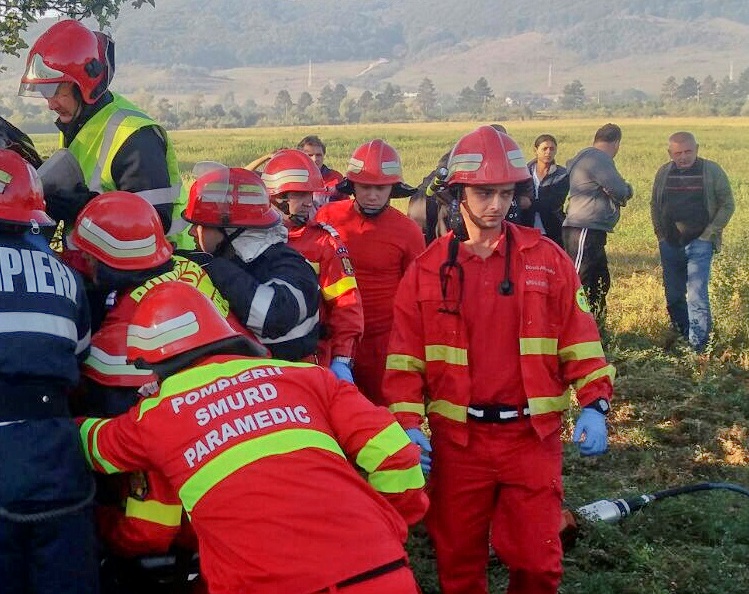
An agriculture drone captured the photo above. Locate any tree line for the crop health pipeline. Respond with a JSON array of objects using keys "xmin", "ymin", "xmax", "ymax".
[{"xmin": 3, "ymin": 67, "xmax": 749, "ymax": 134}]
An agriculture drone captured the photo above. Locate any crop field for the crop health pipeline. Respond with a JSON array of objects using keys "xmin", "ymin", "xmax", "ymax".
[{"xmin": 34, "ymin": 119, "xmax": 749, "ymax": 593}]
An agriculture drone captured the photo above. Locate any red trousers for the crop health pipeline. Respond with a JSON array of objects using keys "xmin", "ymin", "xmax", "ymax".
[
  {"xmin": 314, "ymin": 565, "xmax": 420, "ymax": 593},
  {"xmin": 353, "ymin": 331, "xmax": 389, "ymax": 406},
  {"xmin": 426, "ymin": 420, "xmax": 563, "ymax": 594}
]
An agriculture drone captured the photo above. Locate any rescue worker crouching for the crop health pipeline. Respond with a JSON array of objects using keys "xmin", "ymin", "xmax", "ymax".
[
  {"xmin": 78, "ymin": 281, "xmax": 429, "ymax": 594},
  {"xmin": 382, "ymin": 126, "xmax": 615, "ymax": 594},
  {"xmin": 69, "ymin": 190, "xmax": 261, "ymax": 565},
  {"xmin": 262, "ymin": 148, "xmax": 364, "ymax": 382},
  {"xmin": 315, "ymin": 139, "xmax": 425, "ymax": 404},
  {"xmin": 0, "ymin": 149, "xmax": 98, "ymax": 594},
  {"xmin": 183, "ymin": 165, "xmax": 321, "ymax": 362}
]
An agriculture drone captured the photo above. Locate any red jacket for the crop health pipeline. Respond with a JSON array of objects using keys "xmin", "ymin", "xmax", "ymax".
[
  {"xmin": 79, "ymin": 355, "xmax": 428, "ymax": 594},
  {"xmin": 315, "ymin": 200, "xmax": 425, "ymax": 338},
  {"xmin": 383, "ymin": 224, "xmax": 614, "ymax": 444},
  {"xmin": 286, "ymin": 221, "xmax": 364, "ymax": 364}
]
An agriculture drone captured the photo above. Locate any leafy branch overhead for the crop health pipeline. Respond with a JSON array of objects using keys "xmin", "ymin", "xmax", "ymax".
[{"xmin": 0, "ymin": 0, "xmax": 155, "ymax": 56}]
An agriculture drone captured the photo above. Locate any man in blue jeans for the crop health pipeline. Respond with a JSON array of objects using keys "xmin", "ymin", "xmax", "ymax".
[{"xmin": 651, "ymin": 131, "xmax": 735, "ymax": 352}]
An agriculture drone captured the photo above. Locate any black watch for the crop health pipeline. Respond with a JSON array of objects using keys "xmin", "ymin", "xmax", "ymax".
[{"xmin": 585, "ymin": 398, "xmax": 610, "ymax": 416}]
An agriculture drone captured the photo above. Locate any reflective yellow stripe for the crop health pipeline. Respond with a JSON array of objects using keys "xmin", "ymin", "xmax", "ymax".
[
  {"xmin": 321, "ymin": 276, "xmax": 357, "ymax": 301},
  {"xmin": 573, "ymin": 364, "xmax": 616, "ymax": 390},
  {"xmin": 425, "ymin": 344, "xmax": 468, "ymax": 366},
  {"xmin": 559, "ymin": 341, "xmax": 605, "ymax": 362},
  {"xmin": 308, "ymin": 261, "xmax": 320, "ymax": 274},
  {"xmin": 356, "ymin": 422, "xmax": 410, "ymax": 471},
  {"xmin": 80, "ymin": 418, "xmax": 121, "ymax": 474},
  {"xmin": 369, "ymin": 464, "xmax": 425, "ymax": 493},
  {"xmin": 178, "ymin": 429, "xmax": 345, "ymax": 512},
  {"xmin": 125, "ymin": 498, "xmax": 183, "ymax": 527},
  {"xmin": 385, "ymin": 354, "xmax": 425, "ymax": 373},
  {"xmin": 527, "ymin": 391, "xmax": 571, "ymax": 415},
  {"xmin": 427, "ymin": 400, "xmax": 467, "ymax": 423},
  {"xmin": 520, "ymin": 337, "xmax": 558, "ymax": 356},
  {"xmin": 388, "ymin": 402, "xmax": 426, "ymax": 416}
]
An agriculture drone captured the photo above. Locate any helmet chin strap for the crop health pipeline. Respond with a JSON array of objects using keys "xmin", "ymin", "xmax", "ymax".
[
  {"xmin": 289, "ymin": 213, "xmax": 309, "ymax": 226},
  {"xmin": 273, "ymin": 196, "xmax": 308, "ymax": 227},
  {"xmin": 355, "ymin": 197, "xmax": 389, "ymax": 218},
  {"xmin": 214, "ymin": 228, "xmax": 244, "ymax": 257}
]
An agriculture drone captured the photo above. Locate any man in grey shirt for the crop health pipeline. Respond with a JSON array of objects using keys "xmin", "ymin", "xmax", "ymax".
[{"xmin": 563, "ymin": 123, "xmax": 633, "ymax": 328}]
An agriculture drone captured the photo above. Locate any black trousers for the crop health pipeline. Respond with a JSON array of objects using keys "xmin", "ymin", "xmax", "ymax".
[{"xmin": 562, "ymin": 227, "xmax": 610, "ymax": 325}]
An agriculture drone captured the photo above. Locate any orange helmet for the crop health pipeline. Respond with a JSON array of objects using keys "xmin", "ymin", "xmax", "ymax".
[
  {"xmin": 0, "ymin": 149, "xmax": 55, "ymax": 227},
  {"xmin": 19, "ymin": 20, "xmax": 112, "ymax": 104},
  {"xmin": 127, "ymin": 282, "xmax": 241, "ymax": 365},
  {"xmin": 337, "ymin": 139, "xmax": 415, "ymax": 198},
  {"xmin": 446, "ymin": 126, "xmax": 531, "ymax": 187},
  {"xmin": 70, "ymin": 191, "xmax": 173, "ymax": 270},
  {"xmin": 82, "ymin": 322, "xmax": 156, "ymax": 388},
  {"xmin": 261, "ymin": 149, "xmax": 325, "ymax": 196},
  {"xmin": 184, "ymin": 164, "xmax": 280, "ymax": 228}
]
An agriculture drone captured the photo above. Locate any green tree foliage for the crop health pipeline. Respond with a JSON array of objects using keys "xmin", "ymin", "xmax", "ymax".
[
  {"xmin": 676, "ymin": 76, "xmax": 699, "ymax": 100},
  {"xmin": 273, "ymin": 89, "xmax": 293, "ymax": 121},
  {"xmin": 661, "ymin": 76, "xmax": 678, "ymax": 101},
  {"xmin": 561, "ymin": 79, "xmax": 586, "ymax": 109},
  {"xmin": 415, "ymin": 78, "xmax": 437, "ymax": 117},
  {"xmin": 473, "ymin": 76, "xmax": 494, "ymax": 104},
  {"xmin": 297, "ymin": 91, "xmax": 313, "ymax": 114},
  {"xmin": 0, "ymin": 0, "xmax": 155, "ymax": 56}
]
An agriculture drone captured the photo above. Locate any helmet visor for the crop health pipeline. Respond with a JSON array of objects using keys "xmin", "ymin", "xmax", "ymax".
[{"xmin": 18, "ymin": 81, "xmax": 60, "ymax": 100}]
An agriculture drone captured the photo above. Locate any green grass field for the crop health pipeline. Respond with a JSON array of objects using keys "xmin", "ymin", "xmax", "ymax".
[{"xmin": 33, "ymin": 119, "xmax": 749, "ymax": 593}]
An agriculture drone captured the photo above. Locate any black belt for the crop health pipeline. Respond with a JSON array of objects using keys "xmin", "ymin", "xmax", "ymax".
[
  {"xmin": 336, "ymin": 558, "xmax": 407, "ymax": 588},
  {"xmin": 467, "ymin": 404, "xmax": 530, "ymax": 423},
  {"xmin": 0, "ymin": 387, "xmax": 70, "ymax": 421}
]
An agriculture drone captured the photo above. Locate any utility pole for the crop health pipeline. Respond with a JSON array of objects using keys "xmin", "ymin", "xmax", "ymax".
[{"xmin": 548, "ymin": 60, "xmax": 553, "ymax": 89}]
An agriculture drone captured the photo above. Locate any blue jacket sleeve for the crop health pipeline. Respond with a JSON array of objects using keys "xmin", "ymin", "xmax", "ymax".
[{"xmin": 205, "ymin": 244, "xmax": 320, "ymax": 360}]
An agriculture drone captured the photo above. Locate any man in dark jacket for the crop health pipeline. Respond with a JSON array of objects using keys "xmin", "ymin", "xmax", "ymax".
[{"xmin": 650, "ymin": 131, "xmax": 734, "ymax": 352}]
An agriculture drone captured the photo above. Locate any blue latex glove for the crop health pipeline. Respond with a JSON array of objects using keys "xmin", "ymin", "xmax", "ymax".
[
  {"xmin": 330, "ymin": 360, "xmax": 354, "ymax": 383},
  {"xmin": 405, "ymin": 428, "xmax": 432, "ymax": 475},
  {"xmin": 573, "ymin": 408, "xmax": 608, "ymax": 456}
]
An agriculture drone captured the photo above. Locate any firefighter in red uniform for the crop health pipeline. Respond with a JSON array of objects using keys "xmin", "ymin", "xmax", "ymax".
[
  {"xmin": 383, "ymin": 126, "xmax": 615, "ymax": 594},
  {"xmin": 70, "ymin": 191, "xmax": 260, "ymax": 560},
  {"xmin": 79, "ymin": 281, "xmax": 429, "ymax": 594},
  {"xmin": 315, "ymin": 139, "xmax": 425, "ymax": 404},
  {"xmin": 262, "ymin": 148, "xmax": 364, "ymax": 382}
]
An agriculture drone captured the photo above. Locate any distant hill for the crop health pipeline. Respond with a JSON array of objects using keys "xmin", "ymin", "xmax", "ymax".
[{"xmin": 1, "ymin": 0, "xmax": 748, "ymax": 104}]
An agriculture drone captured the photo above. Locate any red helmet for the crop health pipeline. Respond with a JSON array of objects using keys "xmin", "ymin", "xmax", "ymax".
[
  {"xmin": 345, "ymin": 139, "xmax": 405, "ymax": 185},
  {"xmin": 0, "ymin": 149, "xmax": 55, "ymax": 227},
  {"xmin": 19, "ymin": 20, "xmax": 110, "ymax": 104},
  {"xmin": 261, "ymin": 149, "xmax": 325, "ymax": 196},
  {"xmin": 70, "ymin": 191, "xmax": 173, "ymax": 270},
  {"xmin": 184, "ymin": 165, "xmax": 280, "ymax": 228},
  {"xmin": 446, "ymin": 126, "xmax": 531, "ymax": 186},
  {"xmin": 82, "ymin": 322, "xmax": 156, "ymax": 387},
  {"xmin": 127, "ymin": 282, "xmax": 241, "ymax": 365}
]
